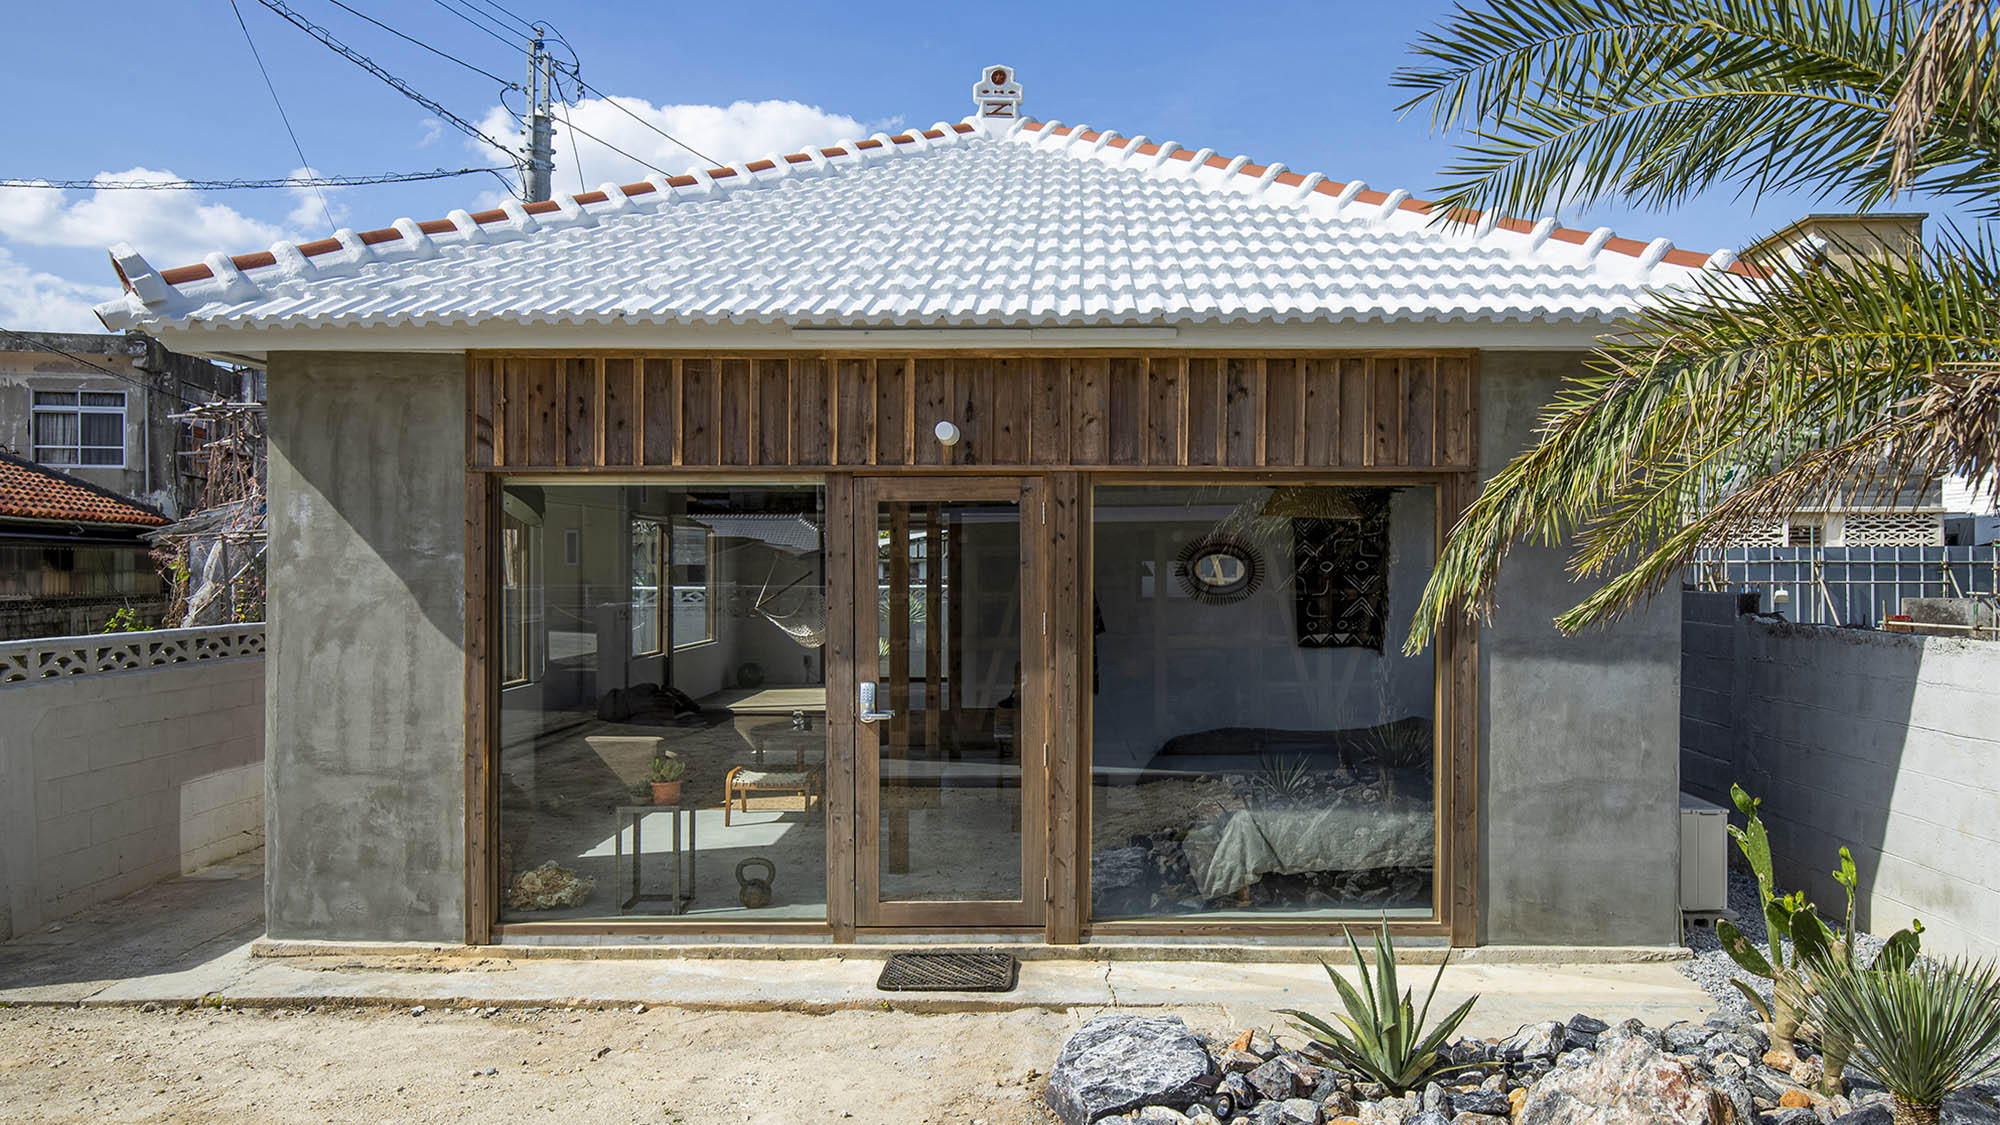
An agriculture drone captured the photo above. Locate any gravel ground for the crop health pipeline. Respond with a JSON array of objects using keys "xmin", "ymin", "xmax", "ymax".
[{"xmin": 1681, "ymin": 872, "xmax": 1891, "ymax": 1016}]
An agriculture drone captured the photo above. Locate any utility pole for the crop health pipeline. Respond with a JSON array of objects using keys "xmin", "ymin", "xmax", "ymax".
[{"xmin": 522, "ymin": 28, "xmax": 556, "ymax": 202}]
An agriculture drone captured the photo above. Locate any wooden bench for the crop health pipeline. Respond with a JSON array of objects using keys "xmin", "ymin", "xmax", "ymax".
[{"xmin": 722, "ymin": 765, "xmax": 821, "ymax": 825}]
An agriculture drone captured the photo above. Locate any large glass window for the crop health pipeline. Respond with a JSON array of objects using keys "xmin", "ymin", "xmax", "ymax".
[
  {"xmin": 1089, "ymin": 484, "xmax": 1438, "ymax": 920},
  {"xmin": 497, "ymin": 483, "xmax": 828, "ymax": 923},
  {"xmin": 32, "ymin": 390, "xmax": 125, "ymax": 467}
]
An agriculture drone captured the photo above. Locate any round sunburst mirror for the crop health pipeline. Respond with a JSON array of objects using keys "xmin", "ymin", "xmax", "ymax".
[{"xmin": 1176, "ymin": 538, "xmax": 1263, "ymax": 604}]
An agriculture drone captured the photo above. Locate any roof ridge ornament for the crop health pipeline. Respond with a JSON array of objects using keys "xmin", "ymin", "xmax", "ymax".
[{"xmin": 972, "ymin": 64, "xmax": 1022, "ymax": 137}]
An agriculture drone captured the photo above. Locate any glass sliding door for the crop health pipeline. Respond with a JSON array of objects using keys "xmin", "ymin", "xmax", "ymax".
[
  {"xmin": 855, "ymin": 478, "xmax": 1045, "ymax": 928},
  {"xmin": 1088, "ymin": 483, "xmax": 1440, "ymax": 922},
  {"xmin": 493, "ymin": 481, "xmax": 830, "ymax": 924}
]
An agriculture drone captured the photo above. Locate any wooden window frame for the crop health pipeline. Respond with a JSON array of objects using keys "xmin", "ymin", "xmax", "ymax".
[{"xmin": 462, "ymin": 352, "xmax": 1481, "ymax": 947}]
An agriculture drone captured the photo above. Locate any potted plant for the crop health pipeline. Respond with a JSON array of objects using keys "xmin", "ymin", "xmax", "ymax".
[{"xmin": 648, "ymin": 754, "xmax": 685, "ymax": 805}]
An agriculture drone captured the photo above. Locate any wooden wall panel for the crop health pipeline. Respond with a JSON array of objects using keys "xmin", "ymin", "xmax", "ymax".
[
  {"xmin": 1224, "ymin": 357, "xmax": 1258, "ymax": 467},
  {"xmin": 603, "ymin": 358, "xmax": 636, "ymax": 466},
  {"xmin": 640, "ymin": 358, "xmax": 676, "ymax": 465},
  {"xmin": 1070, "ymin": 358, "xmax": 1108, "ymax": 465},
  {"xmin": 563, "ymin": 358, "xmax": 597, "ymax": 468},
  {"xmin": 681, "ymin": 359, "xmax": 716, "ymax": 465},
  {"xmin": 1145, "ymin": 358, "xmax": 1180, "ymax": 466},
  {"xmin": 1185, "ymin": 357, "xmax": 1222, "ymax": 466},
  {"xmin": 719, "ymin": 358, "xmax": 753, "ymax": 466},
  {"xmin": 874, "ymin": 359, "xmax": 907, "ymax": 465},
  {"xmin": 466, "ymin": 350, "xmax": 1481, "ymax": 473}
]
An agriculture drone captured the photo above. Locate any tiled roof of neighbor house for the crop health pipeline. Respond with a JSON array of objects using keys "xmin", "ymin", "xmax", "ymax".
[
  {"xmin": 95, "ymin": 84, "xmax": 1747, "ymax": 335},
  {"xmin": 0, "ymin": 450, "xmax": 169, "ymax": 528}
]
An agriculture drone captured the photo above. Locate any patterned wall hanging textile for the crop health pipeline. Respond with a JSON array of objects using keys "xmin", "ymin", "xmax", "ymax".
[{"xmin": 1292, "ymin": 490, "xmax": 1392, "ymax": 650}]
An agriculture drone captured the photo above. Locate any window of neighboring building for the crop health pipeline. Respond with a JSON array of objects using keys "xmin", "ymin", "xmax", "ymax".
[
  {"xmin": 32, "ymin": 390, "xmax": 126, "ymax": 467},
  {"xmin": 671, "ymin": 523, "xmax": 716, "ymax": 649},
  {"xmin": 630, "ymin": 518, "xmax": 665, "ymax": 656}
]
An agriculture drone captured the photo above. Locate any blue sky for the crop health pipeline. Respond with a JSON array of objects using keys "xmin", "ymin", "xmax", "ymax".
[{"xmin": 0, "ymin": 0, "xmax": 1958, "ymax": 331}]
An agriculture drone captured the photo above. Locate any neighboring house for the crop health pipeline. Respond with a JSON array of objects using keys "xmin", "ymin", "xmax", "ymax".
[
  {"xmin": 0, "ymin": 450, "xmax": 169, "ymax": 639},
  {"xmin": 1720, "ymin": 215, "xmax": 1947, "ymax": 549},
  {"xmin": 103, "ymin": 66, "xmax": 1820, "ymax": 950},
  {"xmin": 0, "ymin": 330, "xmax": 255, "ymax": 519}
]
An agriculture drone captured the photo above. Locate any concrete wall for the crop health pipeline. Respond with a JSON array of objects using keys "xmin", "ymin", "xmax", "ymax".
[
  {"xmin": 265, "ymin": 352, "xmax": 466, "ymax": 942},
  {"xmin": 0, "ymin": 654, "xmax": 264, "ymax": 940},
  {"xmin": 1478, "ymin": 352, "xmax": 1683, "ymax": 946},
  {"xmin": 1681, "ymin": 591, "xmax": 2000, "ymax": 959}
]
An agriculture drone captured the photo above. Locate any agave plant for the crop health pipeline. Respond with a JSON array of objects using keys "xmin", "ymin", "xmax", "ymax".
[
  {"xmin": 1253, "ymin": 752, "xmax": 1316, "ymax": 805},
  {"xmin": 1277, "ymin": 920, "xmax": 1480, "ymax": 1094},
  {"xmin": 1805, "ymin": 955, "xmax": 2000, "ymax": 1125}
]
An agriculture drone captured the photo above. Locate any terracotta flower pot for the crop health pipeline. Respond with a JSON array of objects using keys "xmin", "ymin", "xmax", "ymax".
[{"xmin": 650, "ymin": 780, "xmax": 682, "ymax": 805}]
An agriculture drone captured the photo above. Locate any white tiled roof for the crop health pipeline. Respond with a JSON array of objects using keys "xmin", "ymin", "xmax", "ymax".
[{"xmin": 95, "ymin": 119, "xmax": 1740, "ymax": 335}]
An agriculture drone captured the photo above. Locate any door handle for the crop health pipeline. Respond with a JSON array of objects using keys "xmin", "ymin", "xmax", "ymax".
[{"xmin": 858, "ymin": 681, "xmax": 896, "ymax": 724}]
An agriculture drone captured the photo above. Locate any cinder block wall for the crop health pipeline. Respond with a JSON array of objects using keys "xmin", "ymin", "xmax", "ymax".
[
  {"xmin": 1680, "ymin": 597, "xmax": 2000, "ymax": 959},
  {"xmin": 0, "ymin": 656, "xmax": 264, "ymax": 939}
]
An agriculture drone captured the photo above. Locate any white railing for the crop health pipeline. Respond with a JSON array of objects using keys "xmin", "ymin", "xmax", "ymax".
[{"xmin": 0, "ymin": 623, "xmax": 265, "ymax": 684}]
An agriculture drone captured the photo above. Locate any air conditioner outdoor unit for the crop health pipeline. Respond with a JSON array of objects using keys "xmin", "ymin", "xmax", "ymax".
[{"xmin": 1680, "ymin": 792, "xmax": 1730, "ymax": 914}]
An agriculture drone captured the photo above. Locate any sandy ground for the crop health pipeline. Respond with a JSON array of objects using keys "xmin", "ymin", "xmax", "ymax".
[{"xmin": 0, "ymin": 1003, "xmax": 1073, "ymax": 1124}]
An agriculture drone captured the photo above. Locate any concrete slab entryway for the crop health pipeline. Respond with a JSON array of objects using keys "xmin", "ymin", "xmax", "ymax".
[{"xmin": 0, "ymin": 850, "xmax": 1716, "ymax": 1039}]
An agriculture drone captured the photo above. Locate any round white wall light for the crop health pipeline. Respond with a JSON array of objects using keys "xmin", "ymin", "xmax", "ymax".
[{"xmin": 934, "ymin": 420, "xmax": 961, "ymax": 446}]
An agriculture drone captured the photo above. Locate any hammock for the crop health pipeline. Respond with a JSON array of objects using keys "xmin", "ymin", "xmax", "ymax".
[{"xmin": 753, "ymin": 566, "xmax": 827, "ymax": 649}]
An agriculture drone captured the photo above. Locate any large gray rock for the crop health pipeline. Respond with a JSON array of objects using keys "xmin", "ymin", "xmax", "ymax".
[
  {"xmin": 1047, "ymin": 1015, "xmax": 1218, "ymax": 1125},
  {"xmin": 1503, "ymin": 1021, "xmax": 1567, "ymax": 1062},
  {"xmin": 1517, "ymin": 1035, "xmax": 1732, "ymax": 1125}
]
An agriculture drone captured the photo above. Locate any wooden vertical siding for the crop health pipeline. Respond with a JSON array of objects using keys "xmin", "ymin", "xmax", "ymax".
[{"xmin": 468, "ymin": 352, "xmax": 1478, "ymax": 472}]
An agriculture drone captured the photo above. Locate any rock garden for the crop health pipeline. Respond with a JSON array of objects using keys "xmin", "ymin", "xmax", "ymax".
[{"xmin": 1046, "ymin": 787, "xmax": 2000, "ymax": 1125}]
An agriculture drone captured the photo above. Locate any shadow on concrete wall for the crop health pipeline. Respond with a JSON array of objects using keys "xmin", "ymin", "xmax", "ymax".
[{"xmin": 1680, "ymin": 592, "xmax": 1928, "ymax": 940}]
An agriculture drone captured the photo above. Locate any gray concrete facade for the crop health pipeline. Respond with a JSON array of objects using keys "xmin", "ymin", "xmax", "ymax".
[
  {"xmin": 264, "ymin": 352, "xmax": 467, "ymax": 942},
  {"xmin": 0, "ymin": 651, "xmax": 263, "ymax": 940},
  {"xmin": 261, "ymin": 348, "xmax": 1684, "ymax": 946},
  {"xmin": 1681, "ymin": 591, "xmax": 2000, "ymax": 959},
  {"xmin": 1477, "ymin": 352, "xmax": 1683, "ymax": 946}
]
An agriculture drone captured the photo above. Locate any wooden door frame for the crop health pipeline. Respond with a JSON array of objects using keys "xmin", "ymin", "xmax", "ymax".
[{"xmin": 851, "ymin": 474, "xmax": 1051, "ymax": 929}]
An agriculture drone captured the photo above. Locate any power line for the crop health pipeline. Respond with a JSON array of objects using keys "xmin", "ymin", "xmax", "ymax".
[
  {"xmin": 320, "ymin": 0, "xmax": 521, "ymax": 90},
  {"xmin": 465, "ymin": 0, "xmax": 537, "ymax": 37},
  {"xmin": 0, "ymin": 167, "xmax": 512, "ymax": 191},
  {"xmin": 560, "ymin": 71, "xmax": 723, "ymax": 168},
  {"xmin": 229, "ymin": 0, "xmax": 336, "ymax": 231},
  {"xmin": 251, "ymin": 0, "xmax": 523, "ymax": 173},
  {"xmin": 424, "ymin": 0, "xmax": 522, "ymax": 52},
  {"xmin": 501, "ymin": 88, "xmax": 672, "ymax": 181},
  {"xmin": 554, "ymin": 74, "xmax": 587, "ymax": 194}
]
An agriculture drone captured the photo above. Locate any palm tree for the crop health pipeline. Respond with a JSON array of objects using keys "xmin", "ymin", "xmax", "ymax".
[{"xmin": 1394, "ymin": 0, "xmax": 2000, "ymax": 652}]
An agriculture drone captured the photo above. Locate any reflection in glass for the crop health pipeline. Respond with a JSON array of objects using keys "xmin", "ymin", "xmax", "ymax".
[
  {"xmin": 875, "ymin": 499, "xmax": 1024, "ymax": 903},
  {"xmin": 1089, "ymin": 485, "xmax": 1437, "ymax": 920},
  {"xmin": 496, "ymin": 483, "xmax": 828, "ymax": 921}
]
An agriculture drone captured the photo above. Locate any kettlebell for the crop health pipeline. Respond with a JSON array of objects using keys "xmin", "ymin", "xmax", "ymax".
[{"xmin": 735, "ymin": 857, "xmax": 776, "ymax": 909}]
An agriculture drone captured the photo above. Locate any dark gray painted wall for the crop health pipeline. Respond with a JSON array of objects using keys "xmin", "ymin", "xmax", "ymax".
[
  {"xmin": 1478, "ymin": 352, "xmax": 1683, "ymax": 946},
  {"xmin": 265, "ymin": 352, "xmax": 466, "ymax": 942}
]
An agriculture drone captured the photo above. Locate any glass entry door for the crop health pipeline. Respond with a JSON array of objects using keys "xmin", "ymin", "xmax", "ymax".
[{"xmin": 854, "ymin": 478, "xmax": 1045, "ymax": 928}]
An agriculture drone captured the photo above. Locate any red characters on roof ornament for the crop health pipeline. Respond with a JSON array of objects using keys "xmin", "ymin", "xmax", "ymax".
[{"xmin": 972, "ymin": 65, "xmax": 1022, "ymax": 135}]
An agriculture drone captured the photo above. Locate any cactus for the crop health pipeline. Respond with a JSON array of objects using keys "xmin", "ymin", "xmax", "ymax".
[{"xmin": 1716, "ymin": 784, "xmax": 1810, "ymax": 1051}]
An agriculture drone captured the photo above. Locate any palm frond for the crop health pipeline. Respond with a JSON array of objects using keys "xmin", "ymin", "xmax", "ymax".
[
  {"xmin": 1406, "ymin": 237, "xmax": 2000, "ymax": 651},
  {"xmin": 1396, "ymin": 0, "xmax": 2000, "ymax": 221},
  {"xmin": 1879, "ymin": 0, "xmax": 2000, "ymax": 192}
]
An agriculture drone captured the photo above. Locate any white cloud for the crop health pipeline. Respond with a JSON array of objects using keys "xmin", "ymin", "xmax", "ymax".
[
  {"xmin": 282, "ymin": 167, "xmax": 348, "ymax": 234},
  {"xmin": 0, "ymin": 247, "xmax": 120, "ymax": 332},
  {"xmin": 417, "ymin": 117, "xmax": 445, "ymax": 148},
  {"xmin": 476, "ymin": 97, "xmax": 873, "ymax": 188},
  {"xmin": 0, "ymin": 168, "xmax": 288, "ymax": 267}
]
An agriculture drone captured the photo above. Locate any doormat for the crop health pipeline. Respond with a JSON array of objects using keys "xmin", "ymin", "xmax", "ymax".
[{"xmin": 875, "ymin": 951, "xmax": 1019, "ymax": 992}]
